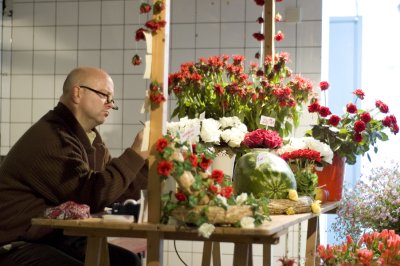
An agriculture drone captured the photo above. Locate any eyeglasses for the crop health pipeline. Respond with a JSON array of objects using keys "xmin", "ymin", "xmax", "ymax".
[{"xmin": 79, "ymin": 85, "xmax": 118, "ymax": 110}]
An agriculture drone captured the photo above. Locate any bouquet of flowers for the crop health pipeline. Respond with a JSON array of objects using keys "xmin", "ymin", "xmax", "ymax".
[
  {"xmin": 166, "ymin": 116, "xmax": 247, "ymax": 149},
  {"xmin": 155, "ymin": 134, "xmax": 270, "ymax": 238},
  {"xmin": 168, "ymin": 53, "xmax": 315, "ymax": 136},
  {"xmin": 306, "ymin": 83, "xmax": 398, "ymax": 165},
  {"xmin": 242, "ymin": 128, "xmax": 283, "ymax": 149},
  {"xmin": 317, "ymin": 230, "xmax": 400, "ymax": 265},
  {"xmin": 331, "ymin": 163, "xmax": 400, "ymax": 241}
]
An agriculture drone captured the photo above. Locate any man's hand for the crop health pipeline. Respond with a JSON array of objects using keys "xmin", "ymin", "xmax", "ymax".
[{"xmin": 131, "ymin": 129, "xmax": 149, "ymax": 160}]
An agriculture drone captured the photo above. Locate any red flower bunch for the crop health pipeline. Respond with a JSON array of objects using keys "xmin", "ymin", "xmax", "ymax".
[
  {"xmin": 135, "ymin": 0, "xmax": 166, "ymax": 42},
  {"xmin": 148, "ymin": 81, "xmax": 166, "ymax": 106},
  {"xmin": 280, "ymin": 149, "xmax": 321, "ymax": 163},
  {"xmin": 131, "ymin": 54, "xmax": 141, "ymax": 66},
  {"xmin": 318, "ymin": 230, "xmax": 400, "ymax": 265},
  {"xmin": 306, "ymin": 84, "xmax": 398, "ymax": 165},
  {"xmin": 242, "ymin": 129, "xmax": 283, "ymax": 149}
]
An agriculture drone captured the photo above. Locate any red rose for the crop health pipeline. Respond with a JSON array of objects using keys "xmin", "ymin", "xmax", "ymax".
[
  {"xmin": 135, "ymin": 28, "xmax": 147, "ymax": 41},
  {"xmin": 257, "ymin": 17, "xmax": 264, "ymax": 24},
  {"xmin": 157, "ymin": 160, "xmax": 173, "ymax": 176},
  {"xmin": 346, "ymin": 103, "xmax": 357, "ymax": 114},
  {"xmin": 376, "ymin": 100, "xmax": 389, "ymax": 113},
  {"xmin": 131, "ymin": 54, "xmax": 142, "ymax": 66},
  {"xmin": 254, "ymin": 0, "xmax": 265, "ymax": 5},
  {"xmin": 274, "ymin": 31, "xmax": 284, "ymax": 42},
  {"xmin": 253, "ymin": 32, "xmax": 265, "ymax": 41},
  {"xmin": 220, "ymin": 186, "xmax": 233, "ymax": 198},
  {"xmin": 155, "ymin": 138, "xmax": 168, "ymax": 152},
  {"xmin": 199, "ymin": 155, "xmax": 212, "ymax": 171},
  {"xmin": 354, "ymin": 120, "xmax": 366, "ymax": 133},
  {"xmin": 139, "ymin": 3, "xmax": 151, "ymax": 14},
  {"xmin": 319, "ymin": 81, "xmax": 329, "ymax": 91},
  {"xmin": 189, "ymin": 154, "xmax": 198, "ymax": 167},
  {"xmin": 153, "ymin": 0, "xmax": 165, "ymax": 15},
  {"xmin": 360, "ymin": 112, "xmax": 371, "ymax": 123},
  {"xmin": 318, "ymin": 106, "xmax": 332, "ymax": 117},
  {"xmin": 209, "ymin": 184, "xmax": 219, "ymax": 194},
  {"xmin": 175, "ymin": 192, "xmax": 187, "ymax": 202},
  {"xmin": 329, "ymin": 115, "xmax": 341, "ymax": 126},
  {"xmin": 392, "ymin": 124, "xmax": 399, "ymax": 134},
  {"xmin": 354, "ymin": 133, "xmax": 362, "ymax": 143},
  {"xmin": 352, "ymin": 89, "xmax": 365, "ymax": 99},
  {"xmin": 308, "ymin": 102, "xmax": 320, "ymax": 113},
  {"xmin": 210, "ymin": 169, "xmax": 224, "ymax": 184}
]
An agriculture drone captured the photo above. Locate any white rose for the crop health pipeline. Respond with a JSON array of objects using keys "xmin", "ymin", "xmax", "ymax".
[
  {"xmin": 216, "ymin": 195, "xmax": 228, "ymax": 207},
  {"xmin": 221, "ymin": 128, "xmax": 246, "ymax": 148},
  {"xmin": 240, "ymin": 217, "xmax": 255, "ymax": 228},
  {"xmin": 235, "ymin": 193, "xmax": 248, "ymax": 205},
  {"xmin": 200, "ymin": 119, "xmax": 221, "ymax": 144},
  {"xmin": 198, "ymin": 223, "xmax": 215, "ymax": 238}
]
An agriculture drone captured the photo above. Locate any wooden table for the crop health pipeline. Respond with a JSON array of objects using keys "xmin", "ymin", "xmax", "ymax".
[{"xmin": 31, "ymin": 202, "xmax": 337, "ymax": 266}]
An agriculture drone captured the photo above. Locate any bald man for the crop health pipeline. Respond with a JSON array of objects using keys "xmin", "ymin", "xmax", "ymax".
[{"xmin": 0, "ymin": 67, "xmax": 147, "ymax": 266}]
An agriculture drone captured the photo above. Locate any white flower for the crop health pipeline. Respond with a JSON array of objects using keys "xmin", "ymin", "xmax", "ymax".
[
  {"xmin": 198, "ymin": 223, "xmax": 215, "ymax": 238},
  {"xmin": 220, "ymin": 128, "xmax": 246, "ymax": 148},
  {"xmin": 240, "ymin": 217, "xmax": 255, "ymax": 228},
  {"xmin": 200, "ymin": 119, "xmax": 222, "ymax": 144},
  {"xmin": 235, "ymin": 193, "xmax": 248, "ymax": 205},
  {"xmin": 216, "ymin": 194, "xmax": 228, "ymax": 207}
]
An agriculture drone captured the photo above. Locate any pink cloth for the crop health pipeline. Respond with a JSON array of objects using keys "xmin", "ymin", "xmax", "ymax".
[{"xmin": 44, "ymin": 201, "xmax": 90, "ymax": 220}]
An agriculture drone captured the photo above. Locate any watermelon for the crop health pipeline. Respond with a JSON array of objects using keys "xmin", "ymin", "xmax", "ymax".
[{"xmin": 233, "ymin": 150, "xmax": 297, "ymax": 199}]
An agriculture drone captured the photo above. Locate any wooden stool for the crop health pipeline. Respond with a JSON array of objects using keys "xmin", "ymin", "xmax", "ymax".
[{"xmin": 108, "ymin": 237, "xmax": 147, "ymax": 258}]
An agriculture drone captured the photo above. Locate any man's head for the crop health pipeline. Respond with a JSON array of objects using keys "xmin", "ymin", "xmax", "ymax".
[{"xmin": 60, "ymin": 67, "xmax": 117, "ymax": 132}]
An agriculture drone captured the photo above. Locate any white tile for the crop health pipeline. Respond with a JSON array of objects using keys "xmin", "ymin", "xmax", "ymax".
[
  {"xmin": 220, "ymin": 254, "xmax": 233, "ymax": 265},
  {"xmin": 169, "ymin": 240, "xmax": 192, "ymax": 252},
  {"xmin": 2, "ymin": 27, "xmax": 12, "ymax": 51},
  {"xmin": 101, "ymin": 25, "xmax": 124, "ymax": 49},
  {"xmin": 101, "ymin": 50, "xmax": 124, "ymax": 74},
  {"xmin": 221, "ymin": 0, "xmax": 245, "ymax": 22},
  {"xmin": 79, "ymin": 1, "xmax": 101, "ymax": 25},
  {"xmin": 10, "ymin": 99, "xmax": 32, "ymax": 122},
  {"xmin": 102, "ymin": 1, "xmax": 124, "ymax": 25},
  {"xmin": 34, "ymin": 2, "xmax": 56, "ymax": 26},
  {"xmin": 252, "ymin": 244, "xmax": 263, "ymax": 256},
  {"xmin": 55, "ymin": 75, "xmax": 65, "ymax": 99},
  {"xmin": 100, "ymin": 124, "xmax": 123, "ymax": 149},
  {"xmin": 32, "ymin": 99, "xmax": 54, "ymax": 122},
  {"xmin": 245, "ymin": 0, "xmax": 262, "ymax": 22},
  {"xmin": 195, "ymin": 49, "xmax": 220, "ymax": 60},
  {"xmin": 221, "ymin": 23, "xmax": 245, "ymax": 48},
  {"xmin": 196, "ymin": 23, "xmax": 220, "ymax": 48},
  {"xmin": 0, "ymin": 122, "xmax": 10, "ymax": 146},
  {"xmin": 245, "ymin": 22, "xmax": 261, "ymax": 48},
  {"xmin": 56, "ymin": 51, "xmax": 78, "ymax": 75},
  {"xmin": 1, "ymin": 69, "xmax": 11, "ymax": 98},
  {"xmin": 34, "ymin": 27, "xmax": 56, "ymax": 50},
  {"xmin": 124, "ymin": 50, "xmax": 145, "ymax": 75},
  {"xmin": 275, "ymin": 23, "xmax": 297, "ymax": 48},
  {"xmin": 1, "ymin": 99, "xmax": 10, "ymax": 122},
  {"xmin": 122, "ymin": 99, "xmax": 146, "ymax": 124},
  {"xmin": 276, "ymin": 0, "xmax": 296, "ymax": 16},
  {"xmin": 109, "ymin": 74, "xmax": 123, "ymax": 99},
  {"xmin": 11, "ymin": 75, "xmax": 32, "ymax": 98},
  {"xmin": 11, "ymin": 51, "xmax": 33, "ymax": 74},
  {"xmin": 170, "ymin": 49, "xmax": 195, "ymax": 73},
  {"xmin": 124, "ymin": 25, "xmax": 147, "ymax": 50},
  {"xmin": 33, "ymin": 75, "xmax": 55, "ymax": 99},
  {"xmin": 12, "ymin": 3, "xmax": 34, "ymax": 26},
  {"xmin": 192, "ymin": 241, "xmax": 203, "ymax": 252},
  {"xmin": 122, "ymin": 124, "xmax": 142, "ymax": 149},
  {"xmin": 220, "ymin": 242, "xmax": 234, "ymax": 254},
  {"xmin": 220, "ymin": 48, "xmax": 245, "ymax": 57},
  {"xmin": 296, "ymin": 47, "xmax": 321, "ymax": 73},
  {"xmin": 197, "ymin": 0, "xmax": 220, "ymax": 23},
  {"xmin": 244, "ymin": 48, "xmax": 260, "ymax": 67},
  {"xmin": 191, "ymin": 252, "xmax": 203, "ymax": 266},
  {"xmin": 56, "ymin": 26, "xmax": 78, "ymax": 50},
  {"xmin": 12, "ymin": 27, "xmax": 33, "ymax": 50},
  {"xmin": 33, "ymin": 51, "xmax": 56, "ymax": 74},
  {"xmin": 78, "ymin": 51, "xmax": 101, "ymax": 67},
  {"xmin": 123, "ymin": 75, "xmax": 147, "ymax": 99},
  {"xmin": 78, "ymin": 26, "xmax": 101, "ymax": 49},
  {"xmin": 167, "ymin": 251, "xmax": 192, "ymax": 266},
  {"xmin": 298, "ymin": 0, "xmax": 322, "ymax": 21},
  {"xmin": 297, "ymin": 21, "xmax": 322, "ymax": 47},
  {"xmin": 171, "ymin": 24, "xmax": 196, "ymax": 49},
  {"xmin": 171, "ymin": 0, "xmax": 196, "ymax": 23},
  {"xmin": 124, "ymin": 0, "xmax": 140, "ymax": 25},
  {"xmin": 10, "ymin": 123, "xmax": 31, "ymax": 146},
  {"xmin": 56, "ymin": 2, "xmax": 78, "ymax": 25}
]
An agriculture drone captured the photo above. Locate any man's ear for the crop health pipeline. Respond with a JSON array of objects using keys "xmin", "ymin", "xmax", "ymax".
[{"xmin": 71, "ymin": 85, "xmax": 81, "ymax": 104}]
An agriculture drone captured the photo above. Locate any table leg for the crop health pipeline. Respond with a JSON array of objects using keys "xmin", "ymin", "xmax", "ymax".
[
  {"xmin": 263, "ymin": 244, "xmax": 272, "ymax": 266},
  {"xmin": 212, "ymin": 242, "xmax": 221, "ymax": 266},
  {"xmin": 233, "ymin": 243, "xmax": 252, "ymax": 266},
  {"xmin": 202, "ymin": 241, "xmax": 221, "ymax": 266},
  {"xmin": 85, "ymin": 236, "xmax": 109, "ymax": 266},
  {"xmin": 305, "ymin": 216, "xmax": 319, "ymax": 266}
]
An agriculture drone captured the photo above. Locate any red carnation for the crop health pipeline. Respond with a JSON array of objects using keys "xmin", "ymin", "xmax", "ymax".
[
  {"xmin": 318, "ymin": 106, "xmax": 332, "ymax": 117},
  {"xmin": 139, "ymin": 3, "xmax": 151, "ymax": 14},
  {"xmin": 353, "ymin": 89, "xmax": 365, "ymax": 99},
  {"xmin": 329, "ymin": 115, "xmax": 341, "ymax": 126},
  {"xmin": 346, "ymin": 103, "xmax": 357, "ymax": 114},
  {"xmin": 392, "ymin": 124, "xmax": 399, "ymax": 134},
  {"xmin": 319, "ymin": 81, "xmax": 329, "ymax": 91},
  {"xmin": 354, "ymin": 120, "xmax": 366, "ymax": 133},
  {"xmin": 242, "ymin": 129, "xmax": 283, "ymax": 149},
  {"xmin": 360, "ymin": 112, "xmax": 371, "ymax": 123},
  {"xmin": 155, "ymin": 138, "xmax": 168, "ymax": 152},
  {"xmin": 157, "ymin": 160, "xmax": 173, "ymax": 176},
  {"xmin": 210, "ymin": 169, "xmax": 224, "ymax": 184},
  {"xmin": 253, "ymin": 32, "xmax": 265, "ymax": 41},
  {"xmin": 274, "ymin": 31, "xmax": 284, "ymax": 42},
  {"xmin": 376, "ymin": 100, "xmax": 389, "ymax": 113},
  {"xmin": 199, "ymin": 155, "xmax": 212, "ymax": 171}
]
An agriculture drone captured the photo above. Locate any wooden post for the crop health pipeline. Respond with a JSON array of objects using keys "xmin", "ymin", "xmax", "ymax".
[
  {"xmin": 263, "ymin": 0, "xmax": 275, "ymax": 59},
  {"xmin": 146, "ymin": 0, "xmax": 170, "ymax": 265}
]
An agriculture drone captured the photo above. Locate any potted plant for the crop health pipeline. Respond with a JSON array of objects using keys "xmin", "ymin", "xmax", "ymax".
[{"xmin": 168, "ymin": 53, "xmax": 315, "ymax": 137}]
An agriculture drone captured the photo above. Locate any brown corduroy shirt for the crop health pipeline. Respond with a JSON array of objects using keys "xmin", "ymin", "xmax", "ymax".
[{"xmin": 0, "ymin": 103, "xmax": 148, "ymax": 245}]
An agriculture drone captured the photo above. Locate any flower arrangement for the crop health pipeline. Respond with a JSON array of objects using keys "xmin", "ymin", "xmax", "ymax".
[
  {"xmin": 148, "ymin": 80, "xmax": 166, "ymax": 106},
  {"xmin": 168, "ymin": 53, "xmax": 315, "ymax": 136},
  {"xmin": 155, "ymin": 134, "xmax": 270, "ymax": 238},
  {"xmin": 242, "ymin": 128, "xmax": 283, "ymax": 149},
  {"xmin": 306, "ymin": 84, "xmax": 398, "ymax": 165},
  {"xmin": 166, "ymin": 116, "xmax": 247, "ymax": 149},
  {"xmin": 331, "ymin": 163, "xmax": 400, "ymax": 241},
  {"xmin": 317, "ymin": 230, "xmax": 400, "ymax": 265}
]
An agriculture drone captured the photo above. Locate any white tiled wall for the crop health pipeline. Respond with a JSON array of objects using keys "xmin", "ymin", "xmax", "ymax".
[{"xmin": 0, "ymin": 0, "xmax": 322, "ymax": 265}]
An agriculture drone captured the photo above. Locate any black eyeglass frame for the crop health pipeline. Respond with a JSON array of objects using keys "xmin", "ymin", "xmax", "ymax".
[{"xmin": 79, "ymin": 85, "xmax": 118, "ymax": 110}]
